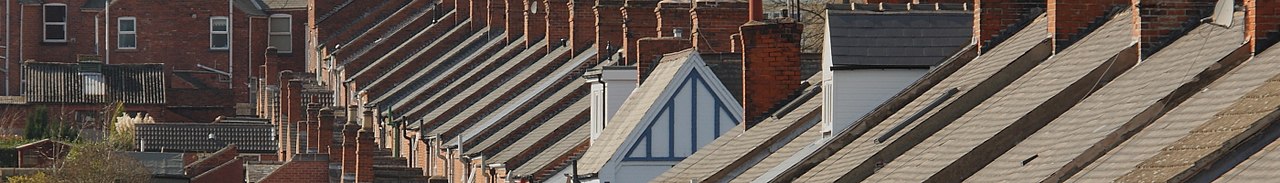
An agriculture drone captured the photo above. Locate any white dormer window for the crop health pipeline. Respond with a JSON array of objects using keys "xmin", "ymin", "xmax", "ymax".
[
  {"xmin": 43, "ymin": 3, "xmax": 67, "ymax": 42},
  {"xmin": 210, "ymin": 16, "xmax": 229, "ymax": 50},
  {"xmin": 118, "ymin": 17, "xmax": 137, "ymax": 49},
  {"xmin": 268, "ymin": 14, "xmax": 292, "ymax": 53}
]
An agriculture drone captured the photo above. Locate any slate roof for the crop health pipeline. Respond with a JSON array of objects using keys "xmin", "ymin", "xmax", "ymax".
[
  {"xmin": 862, "ymin": 9, "xmax": 1137, "ymax": 182},
  {"xmin": 1067, "ymin": 26, "xmax": 1280, "ymax": 182},
  {"xmin": 654, "ymin": 83, "xmax": 822, "ymax": 182},
  {"xmin": 825, "ymin": 3, "xmax": 973, "ymax": 68},
  {"xmin": 794, "ymin": 13, "xmax": 1051, "ymax": 182},
  {"xmin": 1214, "ymin": 136, "xmax": 1280, "ymax": 182},
  {"xmin": 576, "ymin": 49, "xmax": 701, "ymax": 174},
  {"xmin": 969, "ymin": 13, "xmax": 1247, "ymax": 182},
  {"xmin": 1114, "ymin": 52, "xmax": 1280, "ymax": 183},
  {"xmin": 23, "ymin": 62, "xmax": 165, "ymax": 104},
  {"xmin": 486, "ymin": 97, "xmax": 591, "ymax": 165},
  {"xmin": 136, "ymin": 123, "xmax": 277, "ymax": 153}
]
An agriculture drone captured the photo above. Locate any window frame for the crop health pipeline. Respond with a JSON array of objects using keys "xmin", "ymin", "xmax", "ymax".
[
  {"xmin": 42, "ymin": 3, "xmax": 67, "ymax": 43},
  {"xmin": 209, "ymin": 16, "xmax": 230, "ymax": 50},
  {"xmin": 117, "ymin": 17, "xmax": 137, "ymax": 49},
  {"xmin": 268, "ymin": 14, "xmax": 292, "ymax": 53}
]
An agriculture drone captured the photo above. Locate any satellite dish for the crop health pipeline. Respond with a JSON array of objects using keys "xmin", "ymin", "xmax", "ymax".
[{"xmin": 1210, "ymin": 0, "xmax": 1233, "ymax": 27}]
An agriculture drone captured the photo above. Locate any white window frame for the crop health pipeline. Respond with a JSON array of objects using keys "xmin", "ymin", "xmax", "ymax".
[
  {"xmin": 43, "ymin": 3, "xmax": 67, "ymax": 43},
  {"xmin": 268, "ymin": 14, "xmax": 292, "ymax": 53},
  {"xmin": 117, "ymin": 17, "xmax": 137, "ymax": 49},
  {"xmin": 210, "ymin": 16, "xmax": 229, "ymax": 50}
]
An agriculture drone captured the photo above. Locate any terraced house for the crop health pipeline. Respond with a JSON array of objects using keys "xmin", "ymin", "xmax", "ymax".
[{"xmin": 134, "ymin": 0, "xmax": 1280, "ymax": 182}]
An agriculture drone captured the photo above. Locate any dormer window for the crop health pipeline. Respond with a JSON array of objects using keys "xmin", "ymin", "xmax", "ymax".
[{"xmin": 43, "ymin": 4, "xmax": 67, "ymax": 43}]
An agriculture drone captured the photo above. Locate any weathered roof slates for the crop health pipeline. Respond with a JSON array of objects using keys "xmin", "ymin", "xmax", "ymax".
[
  {"xmin": 23, "ymin": 62, "xmax": 165, "ymax": 104},
  {"xmin": 135, "ymin": 123, "xmax": 276, "ymax": 153}
]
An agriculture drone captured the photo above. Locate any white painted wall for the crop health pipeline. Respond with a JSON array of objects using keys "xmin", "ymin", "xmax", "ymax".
[{"xmin": 823, "ymin": 69, "xmax": 929, "ymax": 133}]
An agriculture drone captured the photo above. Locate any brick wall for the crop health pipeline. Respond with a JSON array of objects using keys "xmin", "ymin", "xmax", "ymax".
[
  {"xmin": 509, "ymin": 0, "xmax": 528, "ymax": 41},
  {"xmin": 342, "ymin": 107, "xmax": 361, "ymax": 177},
  {"xmin": 258, "ymin": 158, "xmax": 331, "ymax": 183},
  {"xmin": 189, "ymin": 158, "xmax": 245, "ymax": 183},
  {"xmin": 692, "ymin": 1, "xmax": 750, "ymax": 53},
  {"xmin": 528, "ymin": 0, "xmax": 550, "ymax": 46},
  {"xmin": 319, "ymin": 108, "xmax": 337, "ymax": 158},
  {"xmin": 739, "ymin": 21, "xmax": 802, "ymax": 127},
  {"xmin": 1248, "ymin": 0, "xmax": 1279, "ymax": 52},
  {"xmin": 548, "ymin": 0, "xmax": 574, "ymax": 50},
  {"xmin": 355, "ymin": 111, "xmax": 377, "ymax": 183},
  {"xmin": 1136, "ymin": 0, "xmax": 1216, "ymax": 57},
  {"xmin": 305, "ymin": 104, "xmax": 321, "ymax": 153},
  {"xmin": 596, "ymin": 0, "xmax": 626, "ymax": 60},
  {"xmin": 185, "ymin": 145, "xmax": 239, "ymax": 176},
  {"xmin": 623, "ymin": 1, "xmax": 661, "ymax": 65},
  {"xmin": 284, "ymin": 79, "xmax": 304, "ymax": 160},
  {"xmin": 975, "ymin": 0, "xmax": 1046, "ymax": 51},
  {"xmin": 571, "ymin": 0, "xmax": 599, "ymax": 54},
  {"xmin": 657, "ymin": 1, "xmax": 692, "ymax": 38},
  {"xmin": 491, "ymin": 0, "xmax": 509, "ymax": 32},
  {"xmin": 1048, "ymin": 0, "xmax": 1135, "ymax": 50},
  {"xmin": 635, "ymin": 37, "xmax": 692, "ymax": 82},
  {"xmin": 472, "ymin": 0, "xmax": 491, "ymax": 30}
]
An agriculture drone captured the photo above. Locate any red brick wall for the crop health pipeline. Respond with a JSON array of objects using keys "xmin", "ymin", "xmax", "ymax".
[
  {"xmin": 1249, "ymin": 0, "xmax": 1280, "ymax": 52},
  {"xmin": 258, "ymin": 159, "xmax": 331, "ymax": 183},
  {"xmin": 1136, "ymin": 0, "xmax": 1215, "ymax": 56},
  {"xmin": 190, "ymin": 158, "xmax": 245, "ymax": 183},
  {"xmin": 319, "ymin": 108, "xmax": 337, "ymax": 158},
  {"xmin": 547, "ymin": 0, "xmax": 573, "ymax": 50},
  {"xmin": 622, "ymin": 1, "xmax": 661, "ymax": 65},
  {"xmin": 491, "ymin": 0, "xmax": 509, "ymax": 32},
  {"xmin": 692, "ymin": 1, "xmax": 749, "ymax": 53},
  {"xmin": 657, "ymin": 1, "xmax": 692, "ymax": 38},
  {"xmin": 570, "ymin": 0, "xmax": 598, "ymax": 54},
  {"xmin": 596, "ymin": 0, "xmax": 626, "ymax": 60},
  {"xmin": 508, "ymin": 0, "xmax": 527, "ymax": 41},
  {"xmin": 635, "ymin": 37, "xmax": 691, "ymax": 82},
  {"xmin": 974, "ymin": 0, "xmax": 1046, "ymax": 51},
  {"xmin": 185, "ymin": 145, "xmax": 239, "ymax": 176},
  {"xmin": 1048, "ymin": 0, "xmax": 1135, "ymax": 49},
  {"xmin": 739, "ymin": 21, "xmax": 802, "ymax": 127},
  {"xmin": 528, "ymin": 0, "xmax": 550, "ymax": 47},
  {"xmin": 355, "ymin": 130, "xmax": 376, "ymax": 182}
]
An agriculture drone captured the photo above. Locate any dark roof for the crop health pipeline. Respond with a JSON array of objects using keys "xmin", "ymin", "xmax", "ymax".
[
  {"xmin": 123, "ymin": 152, "xmax": 186, "ymax": 176},
  {"xmin": 80, "ymin": 0, "xmax": 107, "ymax": 9},
  {"xmin": 825, "ymin": 3, "xmax": 973, "ymax": 68},
  {"xmin": 22, "ymin": 62, "xmax": 166, "ymax": 104},
  {"xmin": 136, "ymin": 123, "xmax": 276, "ymax": 153}
]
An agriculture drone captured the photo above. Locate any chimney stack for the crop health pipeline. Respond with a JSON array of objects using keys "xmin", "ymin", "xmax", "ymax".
[
  {"xmin": 635, "ymin": 37, "xmax": 692, "ymax": 83},
  {"xmin": 304, "ymin": 103, "xmax": 320, "ymax": 154},
  {"xmin": 691, "ymin": 1, "xmax": 750, "ymax": 53},
  {"xmin": 571, "ymin": 0, "xmax": 599, "ymax": 54},
  {"xmin": 974, "ymin": 0, "xmax": 1046, "ymax": 52},
  {"xmin": 548, "ymin": 0, "xmax": 575, "ymax": 49},
  {"xmin": 1048, "ymin": 0, "xmax": 1134, "ymax": 50},
  {"xmin": 471, "ymin": 0, "xmax": 490, "ymax": 30},
  {"xmin": 749, "ymin": 0, "xmax": 762, "ymax": 21},
  {"xmin": 1249, "ymin": 0, "xmax": 1280, "ymax": 52},
  {"xmin": 596, "ymin": 0, "xmax": 627, "ymax": 61},
  {"xmin": 354, "ymin": 111, "xmax": 377, "ymax": 183},
  {"xmin": 657, "ymin": 1, "xmax": 693, "ymax": 38},
  {"xmin": 284, "ymin": 75, "xmax": 303, "ymax": 160},
  {"xmin": 341, "ymin": 105, "xmax": 361, "ymax": 182},
  {"xmin": 319, "ymin": 108, "xmax": 337, "ymax": 161},
  {"xmin": 622, "ymin": 0, "xmax": 662, "ymax": 65},
  {"xmin": 1135, "ymin": 0, "xmax": 1218, "ymax": 57},
  {"xmin": 739, "ymin": 21, "xmax": 803, "ymax": 127}
]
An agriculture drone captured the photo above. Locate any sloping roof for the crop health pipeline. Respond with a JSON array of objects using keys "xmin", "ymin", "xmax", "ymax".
[
  {"xmin": 862, "ymin": 9, "xmax": 1137, "ymax": 182},
  {"xmin": 656, "ymin": 83, "xmax": 822, "ymax": 182},
  {"xmin": 1214, "ymin": 136, "xmax": 1280, "ymax": 182},
  {"xmin": 509, "ymin": 124, "xmax": 590, "ymax": 179},
  {"xmin": 124, "ymin": 152, "xmax": 186, "ymax": 176},
  {"xmin": 969, "ymin": 13, "xmax": 1247, "ymax": 182},
  {"xmin": 825, "ymin": 3, "xmax": 973, "ymax": 68},
  {"xmin": 136, "ymin": 123, "xmax": 276, "ymax": 153},
  {"xmin": 261, "ymin": 0, "xmax": 306, "ymax": 9},
  {"xmin": 1068, "ymin": 30, "xmax": 1280, "ymax": 182},
  {"xmin": 1115, "ymin": 54, "xmax": 1280, "ymax": 183},
  {"xmin": 794, "ymin": 13, "xmax": 1051, "ymax": 182},
  {"xmin": 486, "ymin": 97, "xmax": 591, "ymax": 164},
  {"xmin": 23, "ymin": 62, "xmax": 166, "ymax": 104}
]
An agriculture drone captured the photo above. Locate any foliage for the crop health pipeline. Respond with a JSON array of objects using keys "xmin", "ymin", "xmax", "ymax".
[
  {"xmin": 48, "ymin": 142, "xmax": 151, "ymax": 183},
  {"xmin": 23, "ymin": 107, "xmax": 76, "ymax": 141},
  {"xmin": 6, "ymin": 172, "xmax": 53, "ymax": 183},
  {"xmin": 0, "ymin": 135, "xmax": 35, "ymax": 148},
  {"xmin": 766, "ymin": 0, "xmax": 827, "ymax": 53}
]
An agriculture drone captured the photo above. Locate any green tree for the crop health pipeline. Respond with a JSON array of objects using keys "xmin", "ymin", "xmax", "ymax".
[{"xmin": 23, "ymin": 107, "xmax": 49, "ymax": 140}]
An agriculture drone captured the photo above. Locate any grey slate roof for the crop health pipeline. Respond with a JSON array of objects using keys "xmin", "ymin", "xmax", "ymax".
[
  {"xmin": 795, "ymin": 13, "xmax": 1051, "ymax": 182},
  {"xmin": 969, "ymin": 13, "xmax": 1247, "ymax": 183},
  {"xmin": 136, "ymin": 123, "xmax": 277, "ymax": 153},
  {"xmin": 863, "ymin": 9, "xmax": 1136, "ymax": 182},
  {"xmin": 483, "ymin": 97, "xmax": 590, "ymax": 164},
  {"xmin": 825, "ymin": 3, "xmax": 973, "ymax": 68},
  {"xmin": 1069, "ymin": 17, "xmax": 1280, "ymax": 182},
  {"xmin": 23, "ymin": 62, "xmax": 165, "ymax": 104}
]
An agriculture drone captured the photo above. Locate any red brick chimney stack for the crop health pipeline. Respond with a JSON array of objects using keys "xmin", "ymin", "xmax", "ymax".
[
  {"xmin": 527, "ymin": 0, "xmax": 550, "ymax": 47},
  {"xmin": 284, "ymin": 76, "xmax": 303, "ymax": 160},
  {"xmin": 1247, "ymin": 0, "xmax": 1280, "ymax": 52},
  {"xmin": 739, "ymin": 21, "xmax": 802, "ymax": 127},
  {"xmin": 305, "ymin": 103, "xmax": 321, "ymax": 153},
  {"xmin": 657, "ymin": 1, "xmax": 693, "ymax": 38},
  {"xmin": 1048, "ymin": 0, "xmax": 1135, "ymax": 50},
  {"xmin": 571, "ymin": 0, "xmax": 599, "ymax": 54},
  {"xmin": 692, "ymin": 1, "xmax": 750, "ymax": 52},
  {"xmin": 596, "ymin": 0, "xmax": 627, "ymax": 60},
  {"xmin": 548, "ymin": 0, "xmax": 574, "ymax": 50},
  {"xmin": 341, "ymin": 105, "xmax": 361, "ymax": 181},
  {"xmin": 974, "ymin": 0, "xmax": 1046, "ymax": 51},
  {"xmin": 623, "ymin": 0, "xmax": 662, "ymax": 65},
  {"xmin": 354, "ymin": 111, "xmax": 377, "ymax": 183},
  {"xmin": 490, "ymin": 0, "xmax": 508, "ymax": 33},
  {"xmin": 319, "ymin": 108, "xmax": 337, "ymax": 158}
]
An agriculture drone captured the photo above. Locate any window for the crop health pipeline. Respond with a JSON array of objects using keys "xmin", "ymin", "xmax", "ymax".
[
  {"xmin": 43, "ymin": 4, "xmax": 67, "ymax": 42},
  {"xmin": 210, "ymin": 16, "xmax": 229, "ymax": 50},
  {"xmin": 118, "ymin": 17, "xmax": 136, "ymax": 49},
  {"xmin": 268, "ymin": 14, "xmax": 292, "ymax": 53}
]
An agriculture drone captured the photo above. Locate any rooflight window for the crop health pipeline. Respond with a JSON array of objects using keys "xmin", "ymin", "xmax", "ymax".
[{"xmin": 43, "ymin": 4, "xmax": 67, "ymax": 42}]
